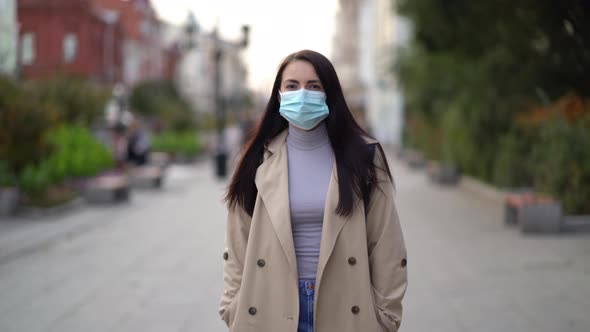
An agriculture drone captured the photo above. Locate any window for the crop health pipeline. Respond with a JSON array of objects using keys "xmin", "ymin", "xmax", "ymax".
[
  {"xmin": 63, "ymin": 33, "xmax": 78, "ymax": 63},
  {"xmin": 21, "ymin": 33, "xmax": 35, "ymax": 65}
]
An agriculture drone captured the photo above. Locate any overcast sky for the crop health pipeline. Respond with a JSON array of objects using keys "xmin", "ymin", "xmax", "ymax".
[{"xmin": 151, "ymin": 0, "xmax": 339, "ymax": 93}]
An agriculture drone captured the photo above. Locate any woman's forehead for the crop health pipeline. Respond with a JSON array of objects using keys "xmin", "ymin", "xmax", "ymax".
[{"xmin": 282, "ymin": 60, "xmax": 319, "ymax": 81}]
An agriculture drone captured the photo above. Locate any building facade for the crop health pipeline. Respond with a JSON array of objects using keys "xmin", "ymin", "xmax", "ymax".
[
  {"xmin": 331, "ymin": 0, "xmax": 366, "ymax": 128},
  {"xmin": 0, "ymin": 0, "xmax": 18, "ymax": 76},
  {"xmin": 17, "ymin": 0, "xmax": 178, "ymax": 86},
  {"xmin": 94, "ymin": 0, "xmax": 167, "ymax": 85},
  {"xmin": 17, "ymin": 0, "xmax": 124, "ymax": 83},
  {"xmin": 360, "ymin": 0, "xmax": 410, "ymax": 147},
  {"xmin": 176, "ymin": 24, "xmax": 249, "ymax": 116},
  {"xmin": 333, "ymin": 0, "xmax": 410, "ymax": 147}
]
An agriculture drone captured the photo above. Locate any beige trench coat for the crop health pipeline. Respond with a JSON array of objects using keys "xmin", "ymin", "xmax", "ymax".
[{"xmin": 219, "ymin": 130, "xmax": 408, "ymax": 332}]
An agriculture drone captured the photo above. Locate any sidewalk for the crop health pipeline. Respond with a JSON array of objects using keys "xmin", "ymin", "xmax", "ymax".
[
  {"xmin": 0, "ymin": 159, "xmax": 229, "ymax": 332},
  {"xmin": 0, "ymin": 164, "xmax": 208, "ymax": 266},
  {"xmin": 0, "ymin": 153, "xmax": 588, "ymax": 332},
  {"xmin": 389, "ymin": 155, "xmax": 590, "ymax": 332}
]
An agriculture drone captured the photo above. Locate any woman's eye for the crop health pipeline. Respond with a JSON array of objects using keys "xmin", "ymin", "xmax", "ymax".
[
  {"xmin": 309, "ymin": 84, "xmax": 323, "ymax": 90},
  {"xmin": 285, "ymin": 84, "xmax": 297, "ymax": 89}
]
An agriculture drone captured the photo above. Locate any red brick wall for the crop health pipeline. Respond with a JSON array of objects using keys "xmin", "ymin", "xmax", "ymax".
[{"xmin": 18, "ymin": 4, "xmax": 123, "ymax": 83}]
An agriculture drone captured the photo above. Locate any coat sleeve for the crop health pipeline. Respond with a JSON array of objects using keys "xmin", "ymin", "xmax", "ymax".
[
  {"xmin": 219, "ymin": 203, "xmax": 252, "ymax": 326},
  {"xmin": 365, "ymin": 149, "xmax": 408, "ymax": 332}
]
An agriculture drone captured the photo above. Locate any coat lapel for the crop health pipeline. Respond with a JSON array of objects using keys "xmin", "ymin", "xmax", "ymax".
[
  {"xmin": 254, "ymin": 130, "xmax": 297, "ymax": 276},
  {"xmin": 254, "ymin": 130, "xmax": 351, "ymax": 286},
  {"xmin": 315, "ymin": 161, "xmax": 349, "ymax": 287}
]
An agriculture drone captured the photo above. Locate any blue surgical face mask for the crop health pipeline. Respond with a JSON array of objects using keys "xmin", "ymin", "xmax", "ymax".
[{"xmin": 279, "ymin": 89, "xmax": 329, "ymax": 130}]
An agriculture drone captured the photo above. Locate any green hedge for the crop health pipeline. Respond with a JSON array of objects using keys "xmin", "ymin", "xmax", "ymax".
[
  {"xmin": 151, "ymin": 131, "xmax": 202, "ymax": 156},
  {"xmin": 0, "ymin": 76, "xmax": 59, "ymax": 175},
  {"xmin": 19, "ymin": 125, "xmax": 114, "ymax": 198},
  {"xmin": 530, "ymin": 115, "xmax": 590, "ymax": 213},
  {"xmin": 26, "ymin": 75, "xmax": 109, "ymax": 126}
]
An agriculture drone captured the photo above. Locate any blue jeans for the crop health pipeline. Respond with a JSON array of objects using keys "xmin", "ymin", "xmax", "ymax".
[{"xmin": 298, "ymin": 280, "xmax": 315, "ymax": 332}]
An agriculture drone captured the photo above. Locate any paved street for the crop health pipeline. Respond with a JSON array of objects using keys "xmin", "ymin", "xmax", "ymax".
[
  {"xmin": 395, "ymin": 159, "xmax": 590, "ymax": 332},
  {"xmin": 0, "ymin": 163, "xmax": 229, "ymax": 332},
  {"xmin": 0, "ymin": 155, "xmax": 589, "ymax": 332}
]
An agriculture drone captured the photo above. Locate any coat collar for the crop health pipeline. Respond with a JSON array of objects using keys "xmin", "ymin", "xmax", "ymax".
[{"xmin": 255, "ymin": 129, "xmax": 350, "ymax": 285}]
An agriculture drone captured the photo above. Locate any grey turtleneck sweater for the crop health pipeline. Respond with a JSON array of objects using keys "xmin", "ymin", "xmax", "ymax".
[{"xmin": 286, "ymin": 123, "xmax": 335, "ymax": 281}]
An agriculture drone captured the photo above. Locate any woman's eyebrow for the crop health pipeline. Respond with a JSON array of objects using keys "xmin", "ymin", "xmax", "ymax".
[{"xmin": 283, "ymin": 79, "xmax": 321, "ymax": 84}]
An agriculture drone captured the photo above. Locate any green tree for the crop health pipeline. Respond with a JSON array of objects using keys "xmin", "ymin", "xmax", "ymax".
[
  {"xmin": 395, "ymin": 0, "xmax": 590, "ymax": 212},
  {"xmin": 129, "ymin": 80, "xmax": 196, "ymax": 131}
]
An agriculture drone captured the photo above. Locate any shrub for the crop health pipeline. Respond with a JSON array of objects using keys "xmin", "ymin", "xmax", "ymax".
[
  {"xmin": 130, "ymin": 80, "xmax": 196, "ymax": 131},
  {"xmin": 17, "ymin": 125, "xmax": 114, "ymax": 199},
  {"xmin": 0, "ymin": 76, "xmax": 59, "ymax": 175},
  {"xmin": 43, "ymin": 125, "xmax": 114, "ymax": 180},
  {"xmin": 26, "ymin": 75, "xmax": 109, "ymax": 126},
  {"xmin": 151, "ymin": 131, "xmax": 202, "ymax": 156},
  {"xmin": 19, "ymin": 163, "xmax": 51, "ymax": 199},
  {"xmin": 0, "ymin": 161, "xmax": 17, "ymax": 187},
  {"xmin": 491, "ymin": 131, "xmax": 533, "ymax": 188},
  {"xmin": 530, "ymin": 115, "xmax": 590, "ymax": 214}
]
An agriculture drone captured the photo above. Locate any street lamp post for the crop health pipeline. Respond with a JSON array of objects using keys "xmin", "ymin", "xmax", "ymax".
[
  {"xmin": 184, "ymin": 14, "xmax": 249, "ymax": 179},
  {"xmin": 211, "ymin": 28, "xmax": 226, "ymax": 178}
]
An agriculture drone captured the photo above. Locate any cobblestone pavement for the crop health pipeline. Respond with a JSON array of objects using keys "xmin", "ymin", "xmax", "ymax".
[{"xmin": 0, "ymin": 155, "xmax": 588, "ymax": 332}]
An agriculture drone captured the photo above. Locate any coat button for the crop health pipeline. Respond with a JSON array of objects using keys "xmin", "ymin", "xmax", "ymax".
[
  {"xmin": 348, "ymin": 257, "xmax": 357, "ymax": 265},
  {"xmin": 248, "ymin": 307, "xmax": 257, "ymax": 315},
  {"xmin": 257, "ymin": 259, "xmax": 265, "ymax": 267},
  {"xmin": 223, "ymin": 252, "xmax": 229, "ymax": 260},
  {"xmin": 401, "ymin": 258, "xmax": 407, "ymax": 267},
  {"xmin": 351, "ymin": 305, "xmax": 360, "ymax": 314}
]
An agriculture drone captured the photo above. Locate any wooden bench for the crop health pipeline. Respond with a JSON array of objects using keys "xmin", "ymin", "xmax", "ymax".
[
  {"xmin": 130, "ymin": 166, "xmax": 164, "ymax": 189},
  {"xmin": 84, "ymin": 174, "xmax": 130, "ymax": 204},
  {"xmin": 505, "ymin": 192, "xmax": 562, "ymax": 233}
]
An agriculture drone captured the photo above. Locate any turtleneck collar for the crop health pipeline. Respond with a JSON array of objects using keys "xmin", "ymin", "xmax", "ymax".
[{"xmin": 286, "ymin": 122, "xmax": 330, "ymax": 151}]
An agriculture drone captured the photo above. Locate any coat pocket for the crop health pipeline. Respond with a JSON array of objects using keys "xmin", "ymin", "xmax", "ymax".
[
  {"xmin": 371, "ymin": 287, "xmax": 397, "ymax": 332},
  {"xmin": 227, "ymin": 291, "xmax": 241, "ymax": 329}
]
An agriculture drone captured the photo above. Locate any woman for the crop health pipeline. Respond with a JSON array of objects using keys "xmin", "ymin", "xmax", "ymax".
[{"xmin": 219, "ymin": 50, "xmax": 407, "ymax": 332}]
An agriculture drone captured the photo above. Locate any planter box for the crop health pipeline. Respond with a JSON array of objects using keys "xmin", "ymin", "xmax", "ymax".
[
  {"xmin": 405, "ymin": 150, "xmax": 426, "ymax": 169},
  {"xmin": 130, "ymin": 166, "xmax": 164, "ymax": 189},
  {"xmin": 395, "ymin": 148, "xmax": 407, "ymax": 160},
  {"xmin": 504, "ymin": 192, "xmax": 563, "ymax": 233},
  {"xmin": 149, "ymin": 152, "xmax": 171, "ymax": 170},
  {"xmin": 427, "ymin": 162, "xmax": 460, "ymax": 185},
  {"xmin": 0, "ymin": 187, "xmax": 20, "ymax": 216},
  {"xmin": 561, "ymin": 215, "xmax": 590, "ymax": 233},
  {"xmin": 174, "ymin": 153, "xmax": 198, "ymax": 165},
  {"xmin": 18, "ymin": 197, "xmax": 83, "ymax": 219},
  {"xmin": 84, "ymin": 174, "xmax": 130, "ymax": 204},
  {"xmin": 519, "ymin": 202, "xmax": 562, "ymax": 233},
  {"xmin": 504, "ymin": 192, "xmax": 536, "ymax": 224}
]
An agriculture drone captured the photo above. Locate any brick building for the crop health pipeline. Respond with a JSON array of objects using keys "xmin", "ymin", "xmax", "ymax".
[
  {"xmin": 17, "ymin": 0, "xmax": 179, "ymax": 85},
  {"xmin": 93, "ymin": 0, "xmax": 166, "ymax": 85},
  {"xmin": 18, "ymin": 0, "xmax": 124, "ymax": 83}
]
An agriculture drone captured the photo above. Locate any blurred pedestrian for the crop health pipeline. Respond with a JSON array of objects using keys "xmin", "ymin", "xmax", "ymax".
[
  {"xmin": 112, "ymin": 123, "xmax": 128, "ymax": 170},
  {"xmin": 126, "ymin": 117, "xmax": 151, "ymax": 166},
  {"xmin": 220, "ymin": 50, "xmax": 407, "ymax": 332}
]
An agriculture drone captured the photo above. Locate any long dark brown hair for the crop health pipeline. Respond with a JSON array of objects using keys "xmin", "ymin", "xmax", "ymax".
[{"xmin": 225, "ymin": 50, "xmax": 392, "ymax": 217}]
